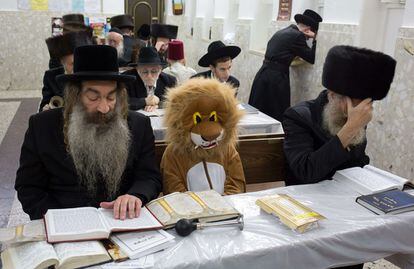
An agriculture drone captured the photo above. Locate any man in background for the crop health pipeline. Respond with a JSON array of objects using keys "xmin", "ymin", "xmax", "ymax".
[{"xmin": 163, "ymin": 40, "xmax": 196, "ymax": 85}]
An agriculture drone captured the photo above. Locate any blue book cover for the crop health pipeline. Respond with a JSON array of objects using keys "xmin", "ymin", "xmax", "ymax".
[{"xmin": 356, "ymin": 189, "xmax": 414, "ymax": 215}]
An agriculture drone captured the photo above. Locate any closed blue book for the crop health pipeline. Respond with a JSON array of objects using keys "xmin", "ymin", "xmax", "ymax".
[{"xmin": 356, "ymin": 189, "xmax": 414, "ymax": 215}]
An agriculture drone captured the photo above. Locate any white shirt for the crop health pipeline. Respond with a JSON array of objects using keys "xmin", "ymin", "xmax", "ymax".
[{"xmin": 163, "ymin": 62, "xmax": 197, "ymax": 85}]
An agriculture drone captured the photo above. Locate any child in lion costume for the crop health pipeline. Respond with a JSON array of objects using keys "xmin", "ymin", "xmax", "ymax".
[{"xmin": 161, "ymin": 78, "xmax": 246, "ymax": 195}]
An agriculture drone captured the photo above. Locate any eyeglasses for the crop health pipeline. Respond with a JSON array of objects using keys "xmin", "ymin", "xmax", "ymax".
[{"xmin": 138, "ymin": 69, "xmax": 160, "ymax": 76}]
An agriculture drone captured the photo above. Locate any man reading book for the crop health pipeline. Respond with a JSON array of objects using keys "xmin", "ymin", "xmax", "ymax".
[
  {"xmin": 15, "ymin": 45, "xmax": 162, "ymax": 220},
  {"xmin": 283, "ymin": 45, "xmax": 396, "ymax": 186}
]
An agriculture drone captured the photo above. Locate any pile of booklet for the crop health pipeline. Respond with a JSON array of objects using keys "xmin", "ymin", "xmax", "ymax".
[{"xmin": 256, "ymin": 194, "xmax": 325, "ymax": 233}]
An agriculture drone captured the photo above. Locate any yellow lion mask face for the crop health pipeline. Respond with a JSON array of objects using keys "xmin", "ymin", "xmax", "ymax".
[{"xmin": 164, "ymin": 78, "xmax": 243, "ymax": 159}]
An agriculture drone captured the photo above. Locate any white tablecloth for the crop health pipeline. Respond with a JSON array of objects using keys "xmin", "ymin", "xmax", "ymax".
[
  {"xmin": 6, "ymin": 181, "xmax": 414, "ymax": 269},
  {"xmin": 145, "ymin": 181, "xmax": 414, "ymax": 269},
  {"xmin": 149, "ymin": 111, "xmax": 283, "ymax": 141}
]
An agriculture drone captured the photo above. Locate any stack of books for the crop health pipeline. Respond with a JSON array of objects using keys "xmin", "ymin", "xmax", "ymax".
[{"xmin": 256, "ymin": 194, "xmax": 325, "ymax": 233}]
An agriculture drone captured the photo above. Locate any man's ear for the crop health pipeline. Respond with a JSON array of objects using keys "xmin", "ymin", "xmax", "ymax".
[{"xmin": 209, "ymin": 64, "xmax": 215, "ymax": 71}]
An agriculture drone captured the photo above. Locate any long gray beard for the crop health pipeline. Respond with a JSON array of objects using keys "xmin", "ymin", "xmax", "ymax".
[
  {"xmin": 322, "ymin": 99, "xmax": 366, "ymax": 147},
  {"xmin": 68, "ymin": 103, "xmax": 131, "ymax": 199},
  {"xmin": 116, "ymin": 42, "xmax": 124, "ymax": 58}
]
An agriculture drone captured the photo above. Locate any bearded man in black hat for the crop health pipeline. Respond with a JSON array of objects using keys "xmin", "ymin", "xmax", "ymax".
[
  {"xmin": 123, "ymin": 46, "xmax": 177, "ymax": 111},
  {"xmin": 192, "ymin": 40, "xmax": 241, "ymax": 94},
  {"xmin": 248, "ymin": 9, "xmax": 323, "ymax": 121},
  {"xmin": 110, "ymin": 14, "xmax": 144, "ymax": 66},
  {"xmin": 16, "ymin": 45, "xmax": 162, "ymax": 220},
  {"xmin": 40, "ymin": 31, "xmax": 93, "ymax": 112},
  {"xmin": 283, "ymin": 45, "xmax": 396, "ymax": 190}
]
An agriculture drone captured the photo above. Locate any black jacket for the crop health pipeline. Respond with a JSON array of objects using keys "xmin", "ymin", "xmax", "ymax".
[
  {"xmin": 248, "ymin": 24, "xmax": 317, "ymax": 121},
  {"xmin": 123, "ymin": 69, "xmax": 177, "ymax": 110},
  {"xmin": 39, "ymin": 67, "xmax": 65, "ymax": 112},
  {"xmin": 282, "ymin": 90, "xmax": 370, "ymax": 186},
  {"xmin": 15, "ymin": 108, "xmax": 162, "ymax": 220},
  {"xmin": 192, "ymin": 70, "xmax": 240, "ymax": 89}
]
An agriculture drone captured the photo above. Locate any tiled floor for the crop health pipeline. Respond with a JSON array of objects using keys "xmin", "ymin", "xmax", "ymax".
[{"xmin": 0, "ymin": 91, "xmax": 401, "ymax": 269}]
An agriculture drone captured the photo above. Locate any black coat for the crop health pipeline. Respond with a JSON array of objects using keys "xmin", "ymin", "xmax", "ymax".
[
  {"xmin": 15, "ymin": 108, "xmax": 162, "ymax": 220},
  {"xmin": 192, "ymin": 70, "xmax": 240, "ymax": 89},
  {"xmin": 39, "ymin": 67, "xmax": 65, "ymax": 112},
  {"xmin": 282, "ymin": 90, "xmax": 370, "ymax": 186},
  {"xmin": 249, "ymin": 24, "xmax": 317, "ymax": 121},
  {"xmin": 123, "ymin": 69, "xmax": 177, "ymax": 110}
]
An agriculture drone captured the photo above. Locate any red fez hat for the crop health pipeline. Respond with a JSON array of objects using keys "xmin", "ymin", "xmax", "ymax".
[{"xmin": 168, "ymin": 40, "xmax": 184, "ymax": 60}]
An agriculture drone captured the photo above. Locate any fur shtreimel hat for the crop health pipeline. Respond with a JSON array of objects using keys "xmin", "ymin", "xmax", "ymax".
[
  {"xmin": 322, "ymin": 45, "xmax": 396, "ymax": 100},
  {"xmin": 151, "ymin": 24, "xmax": 178, "ymax": 40},
  {"xmin": 137, "ymin": 24, "xmax": 151, "ymax": 40},
  {"xmin": 110, "ymin": 14, "xmax": 134, "ymax": 30},
  {"xmin": 62, "ymin": 13, "xmax": 85, "ymax": 25},
  {"xmin": 45, "ymin": 31, "xmax": 93, "ymax": 59},
  {"xmin": 56, "ymin": 45, "xmax": 135, "ymax": 85}
]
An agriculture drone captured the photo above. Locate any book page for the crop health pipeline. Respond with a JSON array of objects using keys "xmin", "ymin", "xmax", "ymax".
[
  {"xmin": 195, "ymin": 190, "xmax": 236, "ymax": 212},
  {"xmin": 3, "ymin": 241, "xmax": 58, "ymax": 269},
  {"xmin": 0, "ymin": 226, "xmax": 15, "ymax": 242},
  {"xmin": 145, "ymin": 202, "xmax": 172, "ymax": 224},
  {"xmin": 22, "ymin": 219, "xmax": 46, "ymax": 239},
  {"xmin": 54, "ymin": 240, "xmax": 110, "ymax": 269},
  {"xmin": 99, "ymin": 207, "xmax": 162, "ymax": 231},
  {"xmin": 164, "ymin": 193, "xmax": 204, "ymax": 216},
  {"xmin": 364, "ymin": 165, "xmax": 408, "ymax": 186},
  {"xmin": 46, "ymin": 207, "xmax": 107, "ymax": 236},
  {"xmin": 335, "ymin": 167, "xmax": 402, "ymax": 194}
]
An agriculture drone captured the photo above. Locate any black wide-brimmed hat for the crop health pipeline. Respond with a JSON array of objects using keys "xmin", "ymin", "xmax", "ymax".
[
  {"xmin": 110, "ymin": 14, "xmax": 134, "ymax": 30},
  {"xmin": 128, "ymin": 46, "xmax": 165, "ymax": 67},
  {"xmin": 137, "ymin": 24, "xmax": 151, "ymax": 40},
  {"xmin": 198, "ymin": 40, "xmax": 241, "ymax": 67},
  {"xmin": 62, "ymin": 13, "xmax": 85, "ymax": 25},
  {"xmin": 151, "ymin": 24, "xmax": 178, "ymax": 39},
  {"xmin": 56, "ymin": 45, "xmax": 135, "ymax": 85},
  {"xmin": 109, "ymin": 27, "xmax": 123, "ymax": 36},
  {"xmin": 294, "ymin": 9, "xmax": 323, "ymax": 32},
  {"xmin": 46, "ymin": 30, "xmax": 93, "ymax": 59},
  {"xmin": 322, "ymin": 45, "xmax": 396, "ymax": 100}
]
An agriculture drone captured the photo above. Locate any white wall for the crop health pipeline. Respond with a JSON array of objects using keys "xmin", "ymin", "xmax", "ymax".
[
  {"xmin": 0, "ymin": 0, "xmax": 18, "ymax": 11},
  {"xmin": 402, "ymin": 0, "xmax": 414, "ymax": 27},
  {"xmin": 323, "ymin": 0, "xmax": 363, "ymax": 24},
  {"xmin": 0, "ymin": 0, "xmax": 124, "ymax": 14}
]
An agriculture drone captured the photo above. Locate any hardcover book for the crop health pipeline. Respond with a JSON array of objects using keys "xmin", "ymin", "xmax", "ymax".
[{"xmin": 356, "ymin": 189, "xmax": 414, "ymax": 215}]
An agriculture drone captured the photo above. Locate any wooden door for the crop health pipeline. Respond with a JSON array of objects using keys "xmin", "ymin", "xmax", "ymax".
[{"xmin": 125, "ymin": 0, "xmax": 164, "ymax": 33}]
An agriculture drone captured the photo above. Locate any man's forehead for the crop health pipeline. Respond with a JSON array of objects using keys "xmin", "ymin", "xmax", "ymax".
[
  {"xmin": 138, "ymin": 65, "xmax": 161, "ymax": 70},
  {"xmin": 216, "ymin": 60, "xmax": 232, "ymax": 68},
  {"xmin": 81, "ymin": 80, "xmax": 117, "ymax": 93}
]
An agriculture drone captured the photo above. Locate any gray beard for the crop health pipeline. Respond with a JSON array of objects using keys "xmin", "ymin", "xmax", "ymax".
[
  {"xmin": 67, "ymin": 103, "xmax": 131, "ymax": 199},
  {"xmin": 116, "ymin": 43, "xmax": 124, "ymax": 58},
  {"xmin": 322, "ymin": 99, "xmax": 366, "ymax": 147}
]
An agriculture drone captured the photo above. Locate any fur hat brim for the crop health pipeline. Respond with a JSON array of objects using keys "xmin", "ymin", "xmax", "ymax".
[{"xmin": 322, "ymin": 45, "xmax": 396, "ymax": 100}]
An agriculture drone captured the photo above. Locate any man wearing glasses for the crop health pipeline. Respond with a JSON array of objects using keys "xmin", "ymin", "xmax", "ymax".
[{"xmin": 124, "ymin": 47, "xmax": 177, "ymax": 111}]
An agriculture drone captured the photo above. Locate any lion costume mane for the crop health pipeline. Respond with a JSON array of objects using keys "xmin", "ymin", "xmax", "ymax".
[{"xmin": 161, "ymin": 78, "xmax": 246, "ymax": 195}]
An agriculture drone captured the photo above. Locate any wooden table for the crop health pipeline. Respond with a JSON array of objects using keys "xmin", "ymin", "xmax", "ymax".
[{"xmin": 150, "ymin": 111, "xmax": 286, "ymax": 184}]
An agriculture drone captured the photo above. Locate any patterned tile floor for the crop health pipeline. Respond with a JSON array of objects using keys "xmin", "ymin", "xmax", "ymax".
[{"xmin": 0, "ymin": 91, "xmax": 401, "ymax": 268}]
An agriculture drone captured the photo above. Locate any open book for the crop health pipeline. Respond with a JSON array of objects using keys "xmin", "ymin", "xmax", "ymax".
[
  {"xmin": 1, "ymin": 240, "xmax": 110, "ymax": 269},
  {"xmin": 0, "ymin": 220, "xmax": 45, "ymax": 245},
  {"xmin": 44, "ymin": 207, "xmax": 163, "ymax": 243},
  {"xmin": 332, "ymin": 165, "xmax": 411, "ymax": 195},
  {"xmin": 136, "ymin": 108, "xmax": 165, "ymax": 117},
  {"xmin": 146, "ymin": 190, "xmax": 241, "ymax": 228}
]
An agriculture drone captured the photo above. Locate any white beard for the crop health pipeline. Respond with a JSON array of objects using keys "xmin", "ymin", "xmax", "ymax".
[{"xmin": 67, "ymin": 102, "xmax": 131, "ymax": 199}]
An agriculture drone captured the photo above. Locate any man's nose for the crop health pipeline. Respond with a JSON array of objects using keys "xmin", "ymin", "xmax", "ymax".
[{"xmin": 97, "ymin": 99, "xmax": 110, "ymax": 114}]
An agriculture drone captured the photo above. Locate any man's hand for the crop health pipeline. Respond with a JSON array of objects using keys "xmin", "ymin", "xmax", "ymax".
[
  {"xmin": 100, "ymin": 194, "xmax": 142, "ymax": 220},
  {"xmin": 42, "ymin": 104, "xmax": 51, "ymax": 111},
  {"xmin": 303, "ymin": 29, "xmax": 316, "ymax": 39},
  {"xmin": 144, "ymin": 105, "xmax": 158, "ymax": 112},
  {"xmin": 337, "ymin": 97, "xmax": 373, "ymax": 148},
  {"xmin": 155, "ymin": 40, "xmax": 168, "ymax": 53},
  {"xmin": 145, "ymin": 95, "xmax": 160, "ymax": 106}
]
